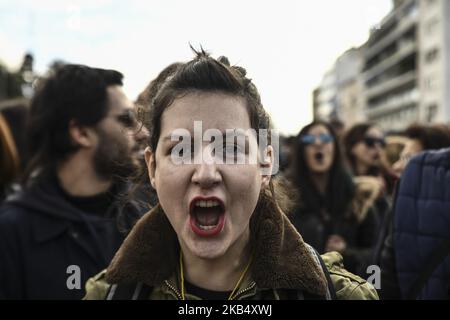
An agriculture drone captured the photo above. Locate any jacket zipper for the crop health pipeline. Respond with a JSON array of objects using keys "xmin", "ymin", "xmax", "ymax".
[
  {"xmin": 164, "ymin": 280, "xmax": 257, "ymax": 300},
  {"xmin": 231, "ymin": 281, "xmax": 256, "ymax": 300},
  {"xmin": 164, "ymin": 280, "xmax": 182, "ymax": 300}
]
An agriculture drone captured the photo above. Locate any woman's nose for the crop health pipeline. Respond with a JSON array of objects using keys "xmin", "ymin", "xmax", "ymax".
[
  {"xmin": 191, "ymin": 148, "xmax": 222, "ymax": 188},
  {"xmin": 313, "ymin": 139, "xmax": 322, "ymax": 146},
  {"xmin": 191, "ymin": 162, "xmax": 222, "ymax": 188}
]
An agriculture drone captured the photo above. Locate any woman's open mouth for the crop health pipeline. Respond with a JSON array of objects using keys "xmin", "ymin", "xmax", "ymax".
[
  {"xmin": 314, "ymin": 152, "xmax": 324, "ymax": 163},
  {"xmin": 189, "ymin": 197, "xmax": 226, "ymax": 237}
]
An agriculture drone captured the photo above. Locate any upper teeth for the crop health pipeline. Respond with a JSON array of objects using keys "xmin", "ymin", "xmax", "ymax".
[{"xmin": 195, "ymin": 200, "xmax": 220, "ymax": 208}]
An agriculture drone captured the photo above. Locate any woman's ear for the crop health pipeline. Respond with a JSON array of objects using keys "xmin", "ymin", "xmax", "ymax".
[
  {"xmin": 260, "ymin": 145, "xmax": 274, "ymax": 187},
  {"xmin": 144, "ymin": 147, "xmax": 157, "ymax": 189}
]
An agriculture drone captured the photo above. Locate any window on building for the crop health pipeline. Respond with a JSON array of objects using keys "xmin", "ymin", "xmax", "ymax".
[
  {"xmin": 427, "ymin": 104, "xmax": 438, "ymax": 123},
  {"xmin": 425, "ymin": 17, "xmax": 440, "ymax": 35},
  {"xmin": 425, "ymin": 0, "xmax": 437, "ymax": 7},
  {"xmin": 424, "ymin": 76, "xmax": 438, "ymax": 91},
  {"xmin": 404, "ymin": 2, "xmax": 419, "ymax": 19},
  {"xmin": 425, "ymin": 48, "xmax": 440, "ymax": 64},
  {"xmin": 350, "ymin": 96, "xmax": 357, "ymax": 108}
]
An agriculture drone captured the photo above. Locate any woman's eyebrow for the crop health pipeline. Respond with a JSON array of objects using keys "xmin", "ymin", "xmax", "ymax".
[
  {"xmin": 162, "ymin": 134, "xmax": 189, "ymax": 141},
  {"xmin": 162, "ymin": 135, "xmax": 195, "ymax": 145},
  {"xmin": 162, "ymin": 131, "xmax": 252, "ymax": 142}
]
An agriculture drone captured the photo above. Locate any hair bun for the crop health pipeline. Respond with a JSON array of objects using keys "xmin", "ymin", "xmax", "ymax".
[
  {"xmin": 217, "ymin": 56, "xmax": 247, "ymax": 77},
  {"xmin": 217, "ymin": 56, "xmax": 230, "ymax": 66},
  {"xmin": 233, "ymin": 66, "xmax": 247, "ymax": 77}
]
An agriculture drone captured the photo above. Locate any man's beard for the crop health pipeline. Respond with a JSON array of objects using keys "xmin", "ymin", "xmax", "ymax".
[{"xmin": 93, "ymin": 128, "xmax": 139, "ymax": 181}]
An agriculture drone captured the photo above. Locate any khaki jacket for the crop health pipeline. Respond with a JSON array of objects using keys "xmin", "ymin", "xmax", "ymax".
[{"xmin": 84, "ymin": 204, "xmax": 378, "ymax": 300}]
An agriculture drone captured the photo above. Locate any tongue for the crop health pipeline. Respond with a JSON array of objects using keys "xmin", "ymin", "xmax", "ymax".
[{"xmin": 194, "ymin": 207, "xmax": 222, "ymax": 226}]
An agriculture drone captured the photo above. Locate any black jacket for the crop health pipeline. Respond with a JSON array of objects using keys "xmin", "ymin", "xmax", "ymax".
[
  {"xmin": 0, "ymin": 176, "xmax": 144, "ymax": 299},
  {"xmin": 291, "ymin": 175, "xmax": 380, "ymax": 277}
]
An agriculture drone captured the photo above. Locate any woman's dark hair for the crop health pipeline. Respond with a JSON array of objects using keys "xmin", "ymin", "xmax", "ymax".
[
  {"xmin": 135, "ymin": 62, "xmax": 183, "ymax": 112},
  {"xmin": 343, "ymin": 122, "xmax": 378, "ymax": 175},
  {"xmin": 143, "ymin": 49, "xmax": 269, "ymax": 153},
  {"xmin": 291, "ymin": 121, "xmax": 355, "ymax": 220},
  {"xmin": 132, "ymin": 47, "xmax": 296, "ymax": 226},
  {"xmin": 404, "ymin": 124, "xmax": 450, "ymax": 151},
  {"xmin": 24, "ymin": 64, "xmax": 123, "ymax": 181}
]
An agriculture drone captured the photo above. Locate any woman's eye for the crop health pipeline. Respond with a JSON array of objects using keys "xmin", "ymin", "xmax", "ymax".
[
  {"xmin": 223, "ymin": 144, "xmax": 243, "ymax": 154},
  {"xmin": 220, "ymin": 144, "xmax": 247, "ymax": 163},
  {"xmin": 169, "ymin": 143, "xmax": 194, "ymax": 158}
]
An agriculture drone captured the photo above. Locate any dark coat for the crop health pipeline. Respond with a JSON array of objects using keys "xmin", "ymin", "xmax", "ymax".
[
  {"xmin": 0, "ymin": 177, "xmax": 144, "ymax": 299},
  {"xmin": 291, "ymin": 175, "xmax": 380, "ymax": 277},
  {"xmin": 392, "ymin": 149, "xmax": 450, "ymax": 299}
]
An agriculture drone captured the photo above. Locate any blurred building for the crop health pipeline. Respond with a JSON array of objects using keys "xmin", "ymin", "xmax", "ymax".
[
  {"xmin": 313, "ymin": 68, "xmax": 338, "ymax": 121},
  {"xmin": 363, "ymin": 0, "xmax": 419, "ymax": 130},
  {"xmin": 418, "ymin": 0, "xmax": 450, "ymax": 124},
  {"xmin": 312, "ymin": 87, "xmax": 321, "ymax": 120},
  {"xmin": 313, "ymin": 0, "xmax": 450, "ymax": 131},
  {"xmin": 336, "ymin": 48, "xmax": 366, "ymax": 126},
  {"xmin": 313, "ymin": 47, "xmax": 365, "ymax": 127}
]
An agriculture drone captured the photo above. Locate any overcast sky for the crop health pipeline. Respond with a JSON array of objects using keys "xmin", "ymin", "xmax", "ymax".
[{"xmin": 0, "ymin": 0, "xmax": 392, "ymax": 135}]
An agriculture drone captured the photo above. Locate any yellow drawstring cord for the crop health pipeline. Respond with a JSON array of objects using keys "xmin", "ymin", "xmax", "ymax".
[
  {"xmin": 179, "ymin": 251, "xmax": 185, "ymax": 300},
  {"xmin": 179, "ymin": 251, "xmax": 253, "ymax": 300},
  {"xmin": 227, "ymin": 254, "xmax": 253, "ymax": 300}
]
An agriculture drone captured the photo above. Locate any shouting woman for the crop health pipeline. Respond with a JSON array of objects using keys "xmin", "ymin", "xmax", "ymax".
[
  {"xmin": 289, "ymin": 121, "xmax": 379, "ymax": 276},
  {"xmin": 84, "ymin": 49, "xmax": 377, "ymax": 300}
]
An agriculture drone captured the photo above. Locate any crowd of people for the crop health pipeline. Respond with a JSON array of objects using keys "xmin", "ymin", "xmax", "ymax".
[
  {"xmin": 0, "ymin": 49, "xmax": 449, "ymax": 300},
  {"xmin": 279, "ymin": 119, "xmax": 450, "ymax": 300}
]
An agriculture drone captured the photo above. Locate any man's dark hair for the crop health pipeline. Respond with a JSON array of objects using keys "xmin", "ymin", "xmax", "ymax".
[
  {"xmin": 404, "ymin": 124, "xmax": 450, "ymax": 151},
  {"xmin": 24, "ymin": 64, "xmax": 123, "ymax": 181}
]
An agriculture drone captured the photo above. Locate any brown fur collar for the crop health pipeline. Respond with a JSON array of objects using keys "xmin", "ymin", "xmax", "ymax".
[{"xmin": 105, "ymin": 203, "xmax": 328, "ymax": 297}]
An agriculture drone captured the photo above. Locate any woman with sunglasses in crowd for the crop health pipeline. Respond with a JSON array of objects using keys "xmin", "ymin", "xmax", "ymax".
[
  {"xmin": 343, "ymin": 123, "xmax": 397, "ymax": 229},
  {"xmin": 288, "ymin": 121, "xmax": 380, "ymax": 276},
  {"xmin": 343, "ymin": 123, "xmax": 396, "ymax": 196}
]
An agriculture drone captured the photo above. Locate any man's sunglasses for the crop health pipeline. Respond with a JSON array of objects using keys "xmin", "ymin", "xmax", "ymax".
[
  {"xmin": 300, "ymin": 134, "xmax": 334, "ymax": 145},
  {"xmin": 363, "ymin": 136, "xmax": 386, "ymax": 148}
]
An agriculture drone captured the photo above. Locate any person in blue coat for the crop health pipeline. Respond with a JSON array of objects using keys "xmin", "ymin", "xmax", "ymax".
[{"xmin": 381, "ymin": 148, "xmax": 450, "ymax": 299}]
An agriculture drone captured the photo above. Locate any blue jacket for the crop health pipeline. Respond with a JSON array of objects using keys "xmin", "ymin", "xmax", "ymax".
[{"xmin": 394, "ymin": 148, "xmax": 450, "ymax": 299}]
